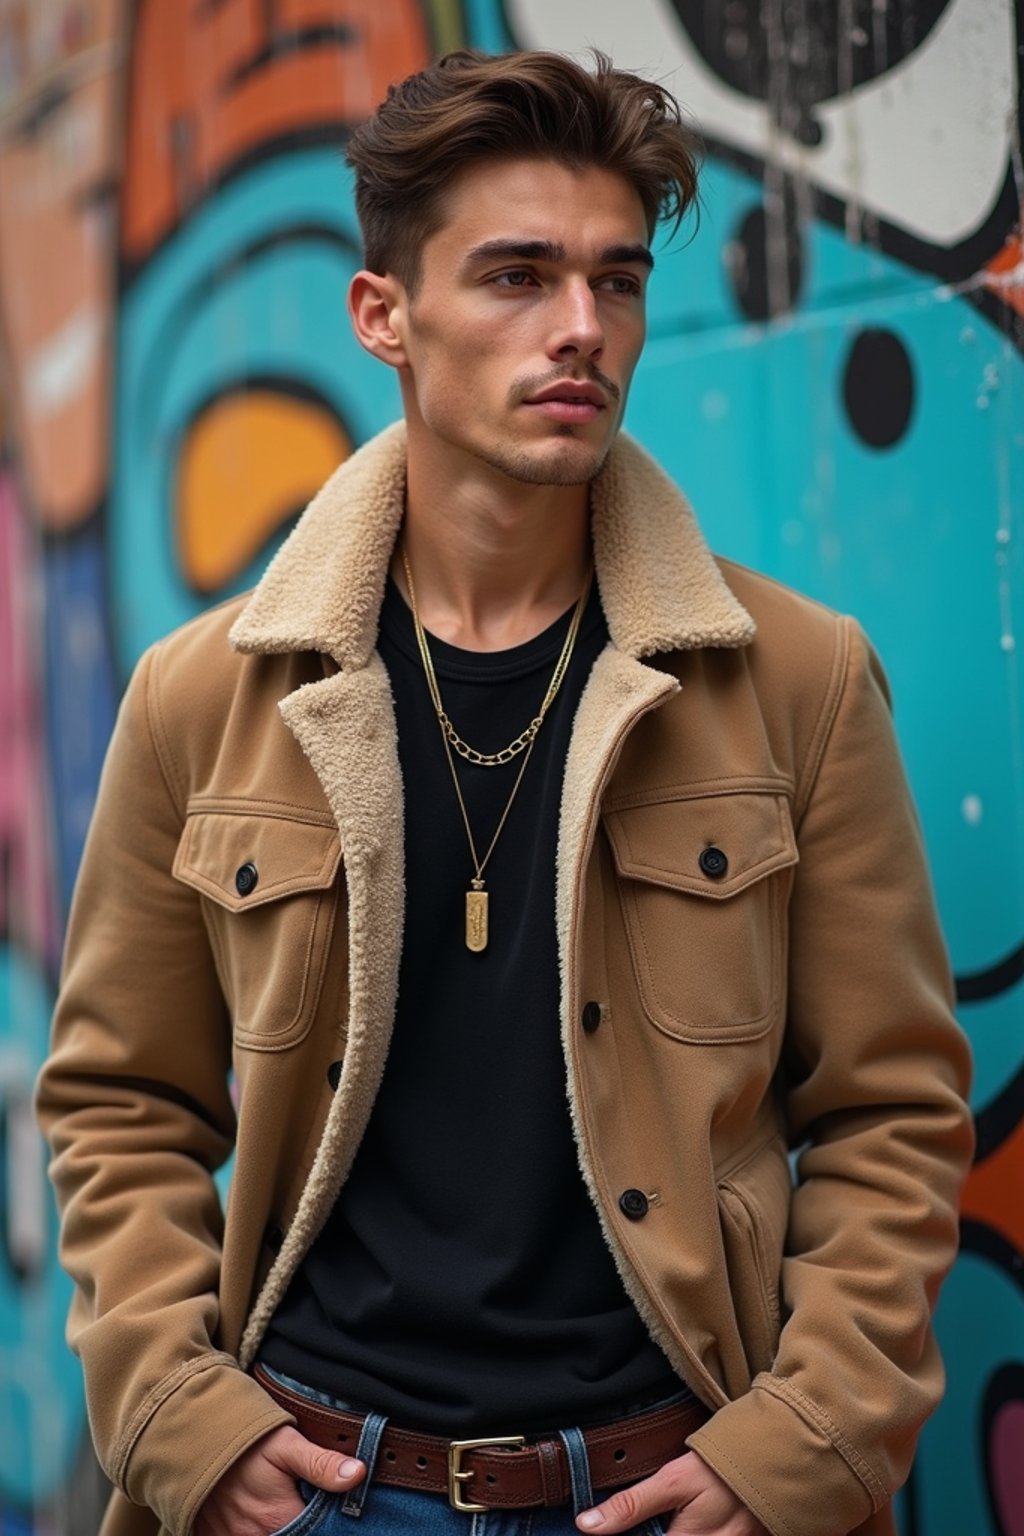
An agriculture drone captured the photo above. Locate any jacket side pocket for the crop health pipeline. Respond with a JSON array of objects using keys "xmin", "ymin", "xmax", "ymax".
[{"xmin": 716, "ymin": 1132, "xmax": 791, "ymax": 1377}]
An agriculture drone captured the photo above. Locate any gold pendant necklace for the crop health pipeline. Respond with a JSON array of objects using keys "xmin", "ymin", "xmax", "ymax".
[{"xmin": 402, "ymin": 549, "xmax": 591, "ymax": 951}]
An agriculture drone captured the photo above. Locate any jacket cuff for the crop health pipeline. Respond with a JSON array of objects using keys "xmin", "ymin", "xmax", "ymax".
[
  {"xmin": 117, "ymin": 1358, "xmax": 294, "ymax": 1536},
  {"xmin": 687, "ymin": 1376, "xmax": 883, "ymax": 1536}
]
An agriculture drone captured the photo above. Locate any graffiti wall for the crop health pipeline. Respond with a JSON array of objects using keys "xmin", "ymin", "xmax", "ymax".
[{"xmin": 0, "ymin": 1, "xmax": 1020, "ymax": 1531}]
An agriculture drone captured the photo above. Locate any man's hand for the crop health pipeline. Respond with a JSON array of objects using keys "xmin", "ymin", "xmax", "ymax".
[
  {"xmin": 196, "ymin": 1425, "xmax": 365, "ymax": 1536},
  {"xmin": 576, "ymin": 1450, "xmax": 768, "ymax": 1535}
]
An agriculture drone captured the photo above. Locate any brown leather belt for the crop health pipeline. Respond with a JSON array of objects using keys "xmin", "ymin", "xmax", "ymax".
[{"xmin": 254, "ymin": 1363, "xmax": 708, "ymax": 1513}]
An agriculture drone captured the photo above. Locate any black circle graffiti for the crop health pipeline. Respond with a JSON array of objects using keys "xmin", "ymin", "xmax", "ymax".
[{"xmin": 841, "ymin": 327, "xmax": 916, "ymax": 449}]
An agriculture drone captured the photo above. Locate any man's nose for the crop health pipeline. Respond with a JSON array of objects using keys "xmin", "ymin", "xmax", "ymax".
[{"xmin": 547, "ymin": 280, "xmax": 604, "ymax": 361}]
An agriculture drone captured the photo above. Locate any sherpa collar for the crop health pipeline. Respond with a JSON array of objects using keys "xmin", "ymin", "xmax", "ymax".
[{"xmin": 229, "ymin": 420, "xmax": 754, "ymax": 667}]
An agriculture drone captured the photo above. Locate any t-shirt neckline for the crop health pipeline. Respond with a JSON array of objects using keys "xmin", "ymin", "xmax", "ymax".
[{"xmin": 379, "ymin": 575, "xmax": 605, "ymax": 684}]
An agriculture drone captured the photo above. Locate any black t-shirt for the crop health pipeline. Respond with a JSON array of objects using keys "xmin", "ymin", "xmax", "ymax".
[{"xmin": 261, "ymin": 576, "xmax": 678, "ymax": 1434}]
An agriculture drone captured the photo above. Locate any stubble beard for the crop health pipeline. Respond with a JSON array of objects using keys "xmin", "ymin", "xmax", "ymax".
[{"xmin": 478, "ymin": 426, "xmax": 612, "ymax": 488}]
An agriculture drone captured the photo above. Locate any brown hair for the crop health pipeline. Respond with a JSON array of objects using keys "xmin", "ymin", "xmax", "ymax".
[{"xmin": 345, "ymin": 49, "xmax": 702, "ymax": 292}]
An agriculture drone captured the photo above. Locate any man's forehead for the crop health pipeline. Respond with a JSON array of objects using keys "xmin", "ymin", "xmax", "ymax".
[{"xmin": 429, "ymin": 159, "xmax": 650, "ymax": 258}]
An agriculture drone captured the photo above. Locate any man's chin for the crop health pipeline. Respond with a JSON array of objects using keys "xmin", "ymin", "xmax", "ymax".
[{"xmin": 489, "ymin": 434, "xmax": 613, "ymax": 488}]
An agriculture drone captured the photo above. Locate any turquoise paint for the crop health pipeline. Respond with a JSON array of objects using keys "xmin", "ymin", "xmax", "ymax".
[
  {"xmin": 462, "ymin": 0, "xmax": 518, "ymax": 52},
  {"xmin": 112, "ymin": 152, "xmax": 401, "ymax": 674}
]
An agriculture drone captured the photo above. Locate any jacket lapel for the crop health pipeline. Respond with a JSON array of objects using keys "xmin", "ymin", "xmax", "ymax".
[{"xmin": 589, "ymin": 433, "xmax": 754, "ymax": 654}]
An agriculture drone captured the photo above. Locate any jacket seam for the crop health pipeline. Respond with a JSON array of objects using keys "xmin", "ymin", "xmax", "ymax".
[
  {"xmin": 603, "ymin": 774, "xmax": 793, "ymax": 810},
  {"xmin": 792, "ymin": 616, "xmax": 851, "ymax": 831},
  {"xmin": 716, "ymin": 1184, "xmax": 778, "ymax": 1363},
  {"xmin": 689, "ymin": 1431, "xmax": 799, "ymax": 1536},
  {"xmin": 177, "ymin": 868, "xmax": 335, "ymax": 905},
  {"xmin": 715, "ymin": 557, "xmax": 844, "ymax": 623},
  {"xmin": 183, "ymin": 796, "xmax": 338, "ymax": 826},
  {"xmin": 713, "ymin": 1117, "xmax": 779, "ymax": 1182},
  {"xmin": 146, "ymin": 640, "xmax": 188, "ymax": 819},
  {"xmin": 756, "ymin": 1375, "xmax": 888, "ymax": 1507},
  {"xmin": 111, "ymin": 1353, "xmax": 237, "ymax": 1484},
  {"xmin": 180, "ymin": 1407, "xmax": 293, "ymax": 1534}
]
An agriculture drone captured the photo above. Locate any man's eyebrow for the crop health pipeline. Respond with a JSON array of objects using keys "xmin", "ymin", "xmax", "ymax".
[
  {"xmin": 599, "ymin": 243, "xmax": 655, "ymax": 271},
  {"xmin": 463, "ymin": 239, "xmax": 567, "ymax": 266},
  {"xmin": 461, "ymin": 239, "xmax": 654, "ymax": 271}
]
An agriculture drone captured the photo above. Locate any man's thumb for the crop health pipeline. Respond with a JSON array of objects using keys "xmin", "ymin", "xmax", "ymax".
[{"xmin": 273, "ymin": 1428, "xmax": 365, "ymax": 1492}]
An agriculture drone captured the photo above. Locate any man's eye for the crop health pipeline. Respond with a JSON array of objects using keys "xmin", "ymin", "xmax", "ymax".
[
  {"xmin": 493, "ymin": 270, "xmax": 535, "ymax": 287},
  {"xmin": 600, "ymin": 275, "xmax": 642, "ymax": 296}
]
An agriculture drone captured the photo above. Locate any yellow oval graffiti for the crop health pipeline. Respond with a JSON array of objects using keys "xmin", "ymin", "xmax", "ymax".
[{"xmin": 177, "ymin": 389, "xmax": 351, "ymax": 593}]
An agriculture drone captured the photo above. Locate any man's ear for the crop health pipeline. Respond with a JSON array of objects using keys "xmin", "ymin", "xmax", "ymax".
[{"xmin": 348, "ymin": 270, "xmax": 409, "ymax": 369}]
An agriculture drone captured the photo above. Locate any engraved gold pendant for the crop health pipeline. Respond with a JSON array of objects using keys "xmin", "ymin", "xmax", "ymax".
[{"xmin": 465, "ymin": 881, "xmax": 489, "ymax": 952}]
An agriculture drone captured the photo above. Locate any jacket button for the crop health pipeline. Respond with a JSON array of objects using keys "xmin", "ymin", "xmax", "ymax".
[
  {"xmin": 235, "ymin": 861, "xmax": 259, "ymax": 896},
  {"xmin": 264, "ymin": 1221, "xmax": 285, "ymax": 1253},
  {"xmin": 619, "ymin": 1188, "xmax": 649, "ymax": 1221},
  {"xmin": 327, "ymin": 1060, "xmax": 342, "ymax": 1091},
  {"xmin": 698, "ymin": 846, "xmax": 728, "ymax": 879},
  {"xmin": 581, "ymin": 1000, "xmax": 603, "ymax": 1033}
]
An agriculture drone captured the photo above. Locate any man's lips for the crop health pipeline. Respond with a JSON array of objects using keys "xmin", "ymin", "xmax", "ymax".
[
  {"xmin": 525, "ymin": 381, "xmax": 607, "ymax": 408},
  {"xmin": 522, "ymin": 380, "xmax": 608, "ymax": 422}
]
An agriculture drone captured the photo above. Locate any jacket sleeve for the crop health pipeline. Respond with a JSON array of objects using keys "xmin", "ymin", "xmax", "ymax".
[
  {"xmin": 687, "ymin": 617, "xmax": 974, "ymax": 1536},
  {"xmin": 35, "ymin": 645, "xmax": 292, "ymax": 1536}
]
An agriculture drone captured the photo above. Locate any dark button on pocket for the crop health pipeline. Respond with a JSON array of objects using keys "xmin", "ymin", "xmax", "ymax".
[
  {"xmin": 698, "ymin": 846, "xmax": 728, "ymax": 879},
  {"xmin": 235, "ymin": 861, "xmax": 259, "ymax": 896},
  {"xmin": 619, "ymin": 1188, "xmax": 649, "ymax": 1221},
  {"xmin": 327, "ymin": 1060, "xmax": 343, "ymax": 1091},
  {"xmin": 581, "ymin": 1000, "xmax": 603, "ymax": 1034},
  {"xmin": 264, "ymin": 1221, "xmax": 285, "ymax": 1253}
]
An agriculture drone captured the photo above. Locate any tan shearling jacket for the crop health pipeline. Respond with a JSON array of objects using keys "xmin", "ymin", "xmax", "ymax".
[{"xmin": 38, "ymin": 423, "xmax": 973, "ymax": 1536}]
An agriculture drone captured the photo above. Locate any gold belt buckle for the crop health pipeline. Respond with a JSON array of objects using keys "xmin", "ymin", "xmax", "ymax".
[{"xmin": 448, "ymin": 1435, "xmax": 526, "ymax": 1512}]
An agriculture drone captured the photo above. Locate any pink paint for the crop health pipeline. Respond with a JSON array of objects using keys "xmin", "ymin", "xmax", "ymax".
[
  {"xmin": 0, "ymin": 469, "xmax": 59, "ymax": 970},
  {"xmin": 991, "ymin": 1400, "xmax": 1024, "ymax": 1536}
]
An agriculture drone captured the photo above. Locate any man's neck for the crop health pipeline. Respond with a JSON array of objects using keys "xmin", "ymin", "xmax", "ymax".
[{"xmin": 392, "ymin": 437, "xmax": 593, "ymax": 654}]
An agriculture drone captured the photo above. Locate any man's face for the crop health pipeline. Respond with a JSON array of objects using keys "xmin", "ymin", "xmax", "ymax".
[{"xmin": 391, "ymin": 157, "xmax": 652, "ymax": 487}]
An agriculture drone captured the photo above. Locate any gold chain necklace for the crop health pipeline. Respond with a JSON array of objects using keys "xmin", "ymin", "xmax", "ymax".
[
  {"xmin": 403, "ymin": 550, "xmax": 592, "ymax": 768},
  {"xmin": 402, "ymin": 548, "xmax": 592, "ymax": 951}
]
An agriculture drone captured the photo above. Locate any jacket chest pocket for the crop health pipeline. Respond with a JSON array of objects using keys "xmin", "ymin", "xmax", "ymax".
[
  {"xmin": 173, "ymin": 808, "xmax": 342, "ymax": 1050},
  {"xmin": 603, "ymin": 790, "xmax": 798, "ymax": 1044}
]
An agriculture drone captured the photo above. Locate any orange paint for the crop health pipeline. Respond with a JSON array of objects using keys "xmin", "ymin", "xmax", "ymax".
[
  {"xmin": 0, "ymin": 0, "xmax": 124, "ymax": 529},
  {"xmin": 983, "ymin": 214, "xmax": 1024, "ymax": 320},
  {"xmin": 122, "ymin": 0, "xmax": 431, "ymax": 264},
  {"xmin": 961, "ymin": 1117, "xmax": 1024, "ymax": 1259},
  {"xmin": 177, "ymin": 388, "xmax": 351, "ymax": 593}
]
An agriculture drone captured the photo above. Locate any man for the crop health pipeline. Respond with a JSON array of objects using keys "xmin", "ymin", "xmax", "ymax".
[{"xmin": 38, "ymin": 49, "xmax": 973, "ymax": 1536}]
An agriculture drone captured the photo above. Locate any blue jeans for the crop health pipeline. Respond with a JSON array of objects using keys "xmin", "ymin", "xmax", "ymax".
[{"xmin": 261, "ymin": 1366, "xmax": 670, "ymax": 1536}]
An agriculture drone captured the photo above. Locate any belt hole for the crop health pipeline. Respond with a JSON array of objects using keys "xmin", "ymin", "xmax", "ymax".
[
  {"xmin": 384, "ymin": 1450, "xmax": 396, "ymax": 1462},
  {"xmin": 614, "ymin": 1448, "xmax": 626, "ymax": 1462},
  {"xmin": 336, "ymin": 1433, "xmax": 350, "ymax": 1444},
  {"xmin": 416, "ymin": 1456, "xmax": 428, "ymax": 1469},
  {"xmin": 486, "ymin": 1475, "xmax": 496, "ymax": 1485}
]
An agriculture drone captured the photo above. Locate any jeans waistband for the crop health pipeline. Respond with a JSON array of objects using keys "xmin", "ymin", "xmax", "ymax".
[{"xmin": 257, "ymin": 1363, "xmax": 706, "ymax": 1517}]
